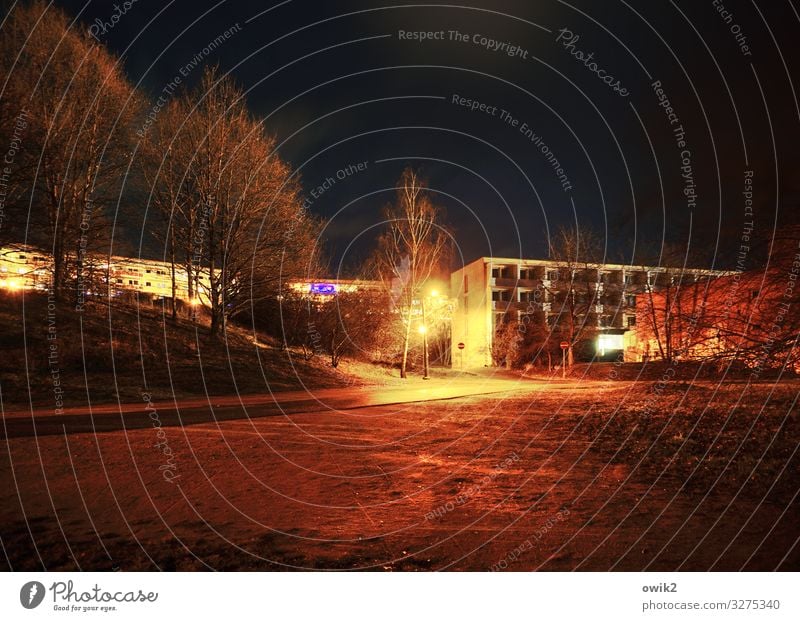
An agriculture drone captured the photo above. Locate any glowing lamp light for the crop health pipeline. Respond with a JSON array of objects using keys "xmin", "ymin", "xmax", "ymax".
[
  {"xmin": 597, "ymin": 333, "xmax": 624, "ymax": 354},
  {"xmin": 189, "ymin": 297, "xmax": 200, "ymax": 306},
  {"xmin": 418, "ymin": 324, "xmax": 427, "ymax": 334}
]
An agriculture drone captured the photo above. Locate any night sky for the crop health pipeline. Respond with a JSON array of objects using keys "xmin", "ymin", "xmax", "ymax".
[{"xmin": 54, "ymin": 0, "xmax": 800, "ymax": 273}]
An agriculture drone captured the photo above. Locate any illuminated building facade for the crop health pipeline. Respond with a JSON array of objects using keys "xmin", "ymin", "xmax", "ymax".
[
  {"xmin": 0, "ymin": 245, "xmax": 209, "ymax": 303},
  {"xmin": 287, "ymin": 278, "xmax": 383, "ymax": 301},
  {"xmin": 631, "ymin": 265, "xmax": 799, "ymax": 368},
  {"xmin": 450, "ymin": 256, "xmax": 727, "ymax": 368}
]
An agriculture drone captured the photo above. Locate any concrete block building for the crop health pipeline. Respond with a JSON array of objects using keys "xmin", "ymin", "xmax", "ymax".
[{"xmin": 450, "ymin": 256, "xmax": 726, "ymax": 368}]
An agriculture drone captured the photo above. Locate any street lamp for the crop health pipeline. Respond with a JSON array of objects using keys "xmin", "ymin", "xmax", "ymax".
[
  {"xmin": 418, "ymin": 282, "xmax": 444, "ymax": 380},
  {"xmin": 419, "ymin": 306, "xmax": 430, "ymax": 380}
]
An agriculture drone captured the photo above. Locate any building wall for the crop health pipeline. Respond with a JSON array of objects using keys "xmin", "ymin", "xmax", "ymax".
[
  {"xmin": 450, "ymin": 256, "xmax": 727, "ymax": 368},
  {"xmin": 451, "ymin": 259, "xmax": 493, "ymax": 368},
  {"xmin": 631, "ymin": 266, "xmax": 798, "ymax": 366},
  {"xmin": 1, "ymin": 245, "xmax": 209, "ymax": 302}
]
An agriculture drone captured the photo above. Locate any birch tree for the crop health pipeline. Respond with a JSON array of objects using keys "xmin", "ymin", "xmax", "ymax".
[{"xmin": 375, "ymin": 168, "xmax": 450, "ymax": 378}]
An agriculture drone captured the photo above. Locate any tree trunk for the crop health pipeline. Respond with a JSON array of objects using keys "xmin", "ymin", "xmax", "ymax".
[
  {"xmin": 169, "ymin": 226, "xmax": 177, "ymax": 320},
  {"xmin": 400, "ymin": 312, "xmax": 412, "ymax": 378}
]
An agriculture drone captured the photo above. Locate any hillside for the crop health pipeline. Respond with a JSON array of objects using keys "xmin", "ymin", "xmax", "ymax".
[{"xmin": 0, "ymin": 290, "xmax": 363, "ymax": 409}]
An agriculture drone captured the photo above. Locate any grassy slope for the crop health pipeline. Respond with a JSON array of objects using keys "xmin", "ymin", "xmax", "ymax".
[{"xmin": 0, "ymin": 290, "xmax": 370, "ymax": 409}]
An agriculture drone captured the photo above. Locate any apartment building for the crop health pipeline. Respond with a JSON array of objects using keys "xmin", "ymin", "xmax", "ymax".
[
  {"xmin": 632, "ymin": 265, "xmax": 799, "ymax": 368},
  {"xmin": 0, "ymin": 245, "xmax": 209, "ymax": 303},
  {"xmin": 450, "ymin": 256, "xmax": 726, "ymax": 368}
]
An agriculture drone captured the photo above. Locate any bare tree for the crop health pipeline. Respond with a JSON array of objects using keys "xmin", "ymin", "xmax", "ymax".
[
  {"xmin": 139, "ymin": 98, "xmax": 194, "ymax": 318},
  {"xmin": 375, "ymin": 168, "xmax": 450, "ymax": 378},
  {"xmin": 140, "ymin": 67, "xmax": 317, "ymax": 334},
  {"xmin": 546, "ymin": 225, "xmax": 604, "ymax": 366},
  {"xmin": 311, "ymin": 289, "xmax": 394, "ymax": 368},
  {"xmin": 636, "ymin": 242, "xmax": 715, "ymax": 363},
  {"xmin": 0, "ymin": 1, "xmax": 141, "ymax": 302}
]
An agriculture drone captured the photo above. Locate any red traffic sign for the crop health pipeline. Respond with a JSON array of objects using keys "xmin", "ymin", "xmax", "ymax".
[
  {"xmin": 559, "ymin": 341, "xmax": 570, "ymax": 349},
  {"xmin": 457, "ymin": 342, "xmax": 465, "ymax": 350}
]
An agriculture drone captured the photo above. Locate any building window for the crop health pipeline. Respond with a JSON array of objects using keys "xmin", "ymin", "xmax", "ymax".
[
  {"xmin": 627, "ymin": 316, "xmax": 636, "ymax": 328},
  {"xmin": 547, "ymin": 270, "xmax": 559, "ymax": 281},
  {"xmin": 624, "ymin": 273, "xmax": 633, "ymax": 285},
  {"xmin": 625, "ymin": 294, "xmax": 636, "ymax": 307},
  {"xmin": 146, "ymin": 282, "xmax": 152, "ymax": 287}
]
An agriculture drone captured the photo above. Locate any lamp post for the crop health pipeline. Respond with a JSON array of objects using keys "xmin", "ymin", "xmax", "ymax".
[{"xmin": 419, "ymin": 301, "xmax": 430, "ymax": 380}]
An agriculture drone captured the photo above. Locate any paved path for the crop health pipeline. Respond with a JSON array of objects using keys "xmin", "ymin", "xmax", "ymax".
[{"xmin": 0, "ymin": 376, "xmax": 567, "ymax": 438}]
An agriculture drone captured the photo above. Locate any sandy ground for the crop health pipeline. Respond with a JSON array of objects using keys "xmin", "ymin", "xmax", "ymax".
[{"xmin": 1, "ymin": 379, "xmax": 798, "ymax": 571}]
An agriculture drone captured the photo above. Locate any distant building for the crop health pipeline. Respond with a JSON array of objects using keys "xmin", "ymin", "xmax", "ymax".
[
  {"xmin": 0, "ymin": 244, "xmax": 209, "ymax": 303},
  {"xmin": 631, "ymin": 265, "xmax": 799, "ymax": 370},
  {"xmin": 287, "ymin": 278, "xmax": 383, "ymax": 301},
  {"xmin": 450, "ymin": 256, "xmax": 727, "ymax": 368},
  {"xmin": 0, "ymin": 245, "xmax": 51, "ymax": 291}
]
